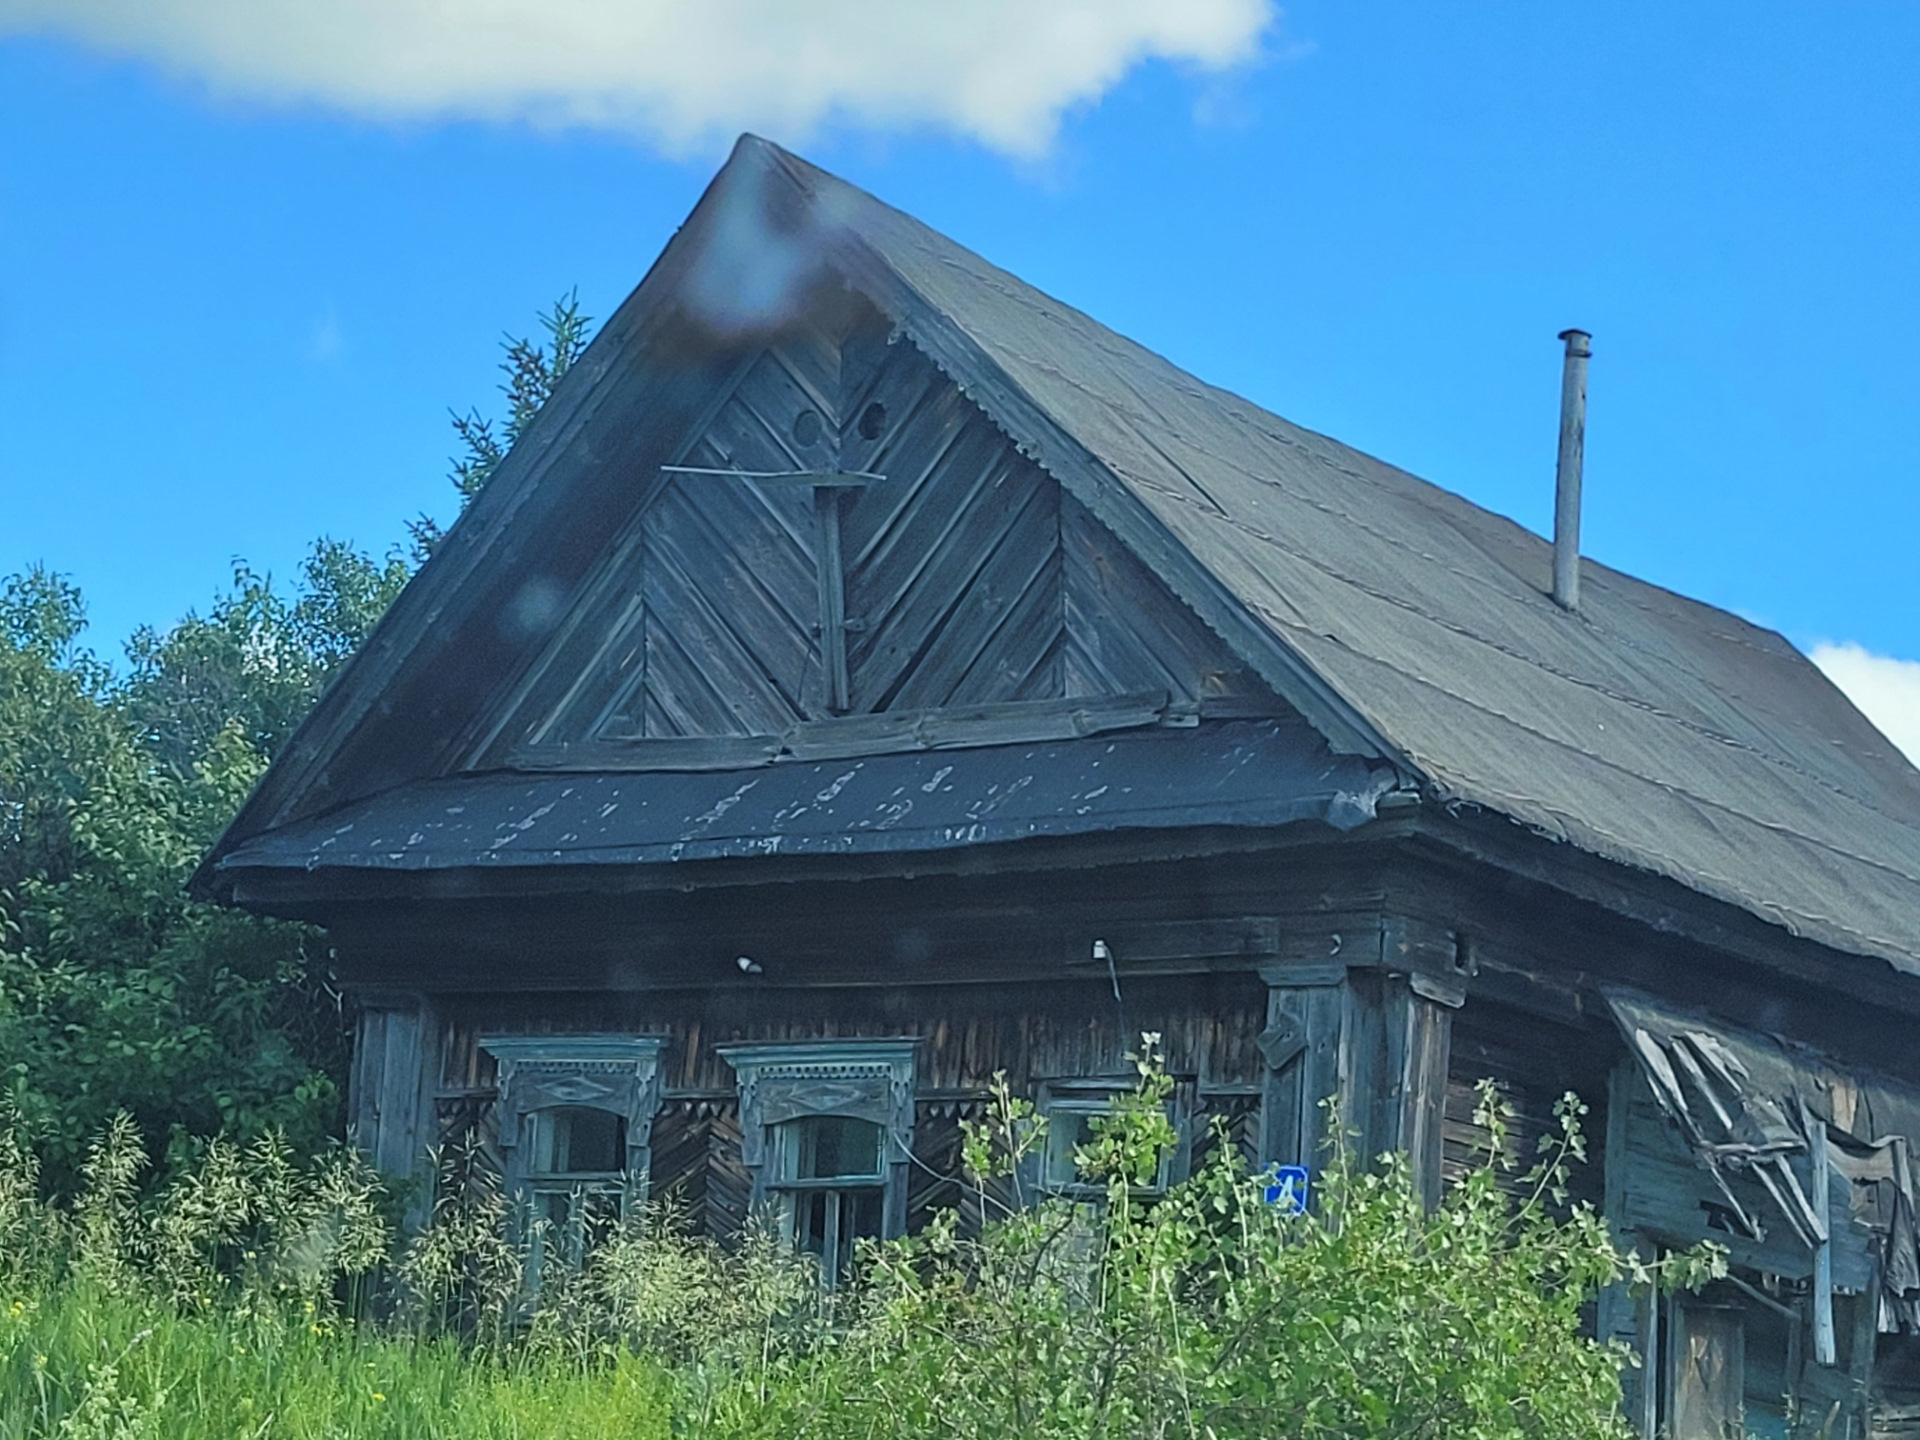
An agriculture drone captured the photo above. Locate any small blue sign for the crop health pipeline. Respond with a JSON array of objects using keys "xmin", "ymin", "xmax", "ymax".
[{"xmin": 1263, "ymin": 1164, "xmax": 1310, "ymax": 1215}]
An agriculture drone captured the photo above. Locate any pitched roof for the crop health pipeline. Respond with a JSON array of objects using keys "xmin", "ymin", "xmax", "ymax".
[{"xmin": 202, "ymin": 135, "xmax": 1920, "ymax": 975}]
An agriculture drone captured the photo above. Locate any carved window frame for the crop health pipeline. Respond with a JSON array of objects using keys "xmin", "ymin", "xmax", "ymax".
[
  {"xmin": 718, "ymin": 1040, "xmax": 916, "ymax": 1283},
  {"xmin": 478, "ymin": 1035, "xmax": 667, "ymax": 1264}
]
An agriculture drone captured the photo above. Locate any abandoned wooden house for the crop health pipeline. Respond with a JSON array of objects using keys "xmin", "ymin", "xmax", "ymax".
[{"xmin": 194, "ymin": 136, "xmax": 1920, "ymax": 1435}]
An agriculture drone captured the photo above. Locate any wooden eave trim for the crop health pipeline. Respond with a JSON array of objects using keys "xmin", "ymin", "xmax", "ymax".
[
  {"xmin": 221, "ymin": 815, "xmax": 1412, "ymax": 913},
  {"xmin": 1403, "ymin": 804, "xmax": 1920, "ymax": 1017},
  {"xmin": 507, "ymin": 691, "xmax": 1174, "ymax": 772}
]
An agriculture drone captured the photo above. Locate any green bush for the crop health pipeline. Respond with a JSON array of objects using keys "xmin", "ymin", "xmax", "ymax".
[{"xmin": 0, "ymin": 1047, "xmax": 1720, "ymax": 1439}]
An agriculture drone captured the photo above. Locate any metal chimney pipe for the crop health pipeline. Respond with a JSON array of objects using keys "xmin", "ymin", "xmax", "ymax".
[{"xmin": 1552, "ymin": 328, "xmax": 1591, "ymax": 611}]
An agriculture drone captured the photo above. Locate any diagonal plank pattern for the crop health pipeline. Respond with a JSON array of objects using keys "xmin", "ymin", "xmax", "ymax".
[{"xmin": 478, "ymin": 317, "xmax": 1265, "ymax": 763}]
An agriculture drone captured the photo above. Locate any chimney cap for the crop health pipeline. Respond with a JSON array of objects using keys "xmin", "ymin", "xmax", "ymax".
[{"xmin": 1558, "ymin": 328, "xmax": 1592, "ymax": 354}]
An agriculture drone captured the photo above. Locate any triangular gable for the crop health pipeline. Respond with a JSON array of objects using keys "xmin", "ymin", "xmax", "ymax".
[
  {"xmin": 467, "ymin": 304, "xmax": 1272, "ymax": 771},
  {"xmin": 197, "ymin": 132, "xmax": 1340, "ymax": 894}
]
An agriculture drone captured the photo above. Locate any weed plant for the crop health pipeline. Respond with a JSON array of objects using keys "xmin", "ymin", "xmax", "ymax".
[{"xmin": 0, "ymin": 1044, "xmax": 1718, "ymax": 1438}]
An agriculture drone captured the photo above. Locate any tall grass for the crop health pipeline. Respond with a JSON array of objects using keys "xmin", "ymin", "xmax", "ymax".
[
  {"xmin": 0, "ymin": 1053, "xmax": 1716, "ymax": 1439},
  {"xmin": 0, "ymin": 1285, "xmax": 676, "ymax": 1440}
]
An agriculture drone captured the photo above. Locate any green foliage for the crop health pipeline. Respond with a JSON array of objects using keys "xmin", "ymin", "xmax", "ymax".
[
  {"xmin": 762, "ymin": 1048, "xmax": 1646, "ymax": 1440},
  {"xmin": 450, "ymin": 290, "xmax": 592, "ymax": 501},
  {"xmin": 121, "ymin": 542, "xmax": 410, "ymax": 778},
  {"xmin": 0, "ymin": 1060, "xmax": 1719, "ymax": 1438},
  {"xmin": 1, "ymin": 294, "xmax": 593, "ymax": 1196},
  {"xmin": 412, "ymin": 290, "xmax": 593, "ymax": 557},
  {"xmin": 0, "ymin": 558, "xmax": 388, "ymax": 1193}
]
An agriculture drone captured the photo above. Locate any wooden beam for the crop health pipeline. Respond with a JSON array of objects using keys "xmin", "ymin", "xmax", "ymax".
[
  {"xmin": 658, "ymin": 465, "xmax": 881, "ymax": 487},
  {"xmin": 1810, "ymin": 1118, "xmax": 1836, "ymax": 1368},
  {"xmin": 815, "ymin": 485, "xmax": 852, "ymax": 713},
  {"xmin": 510, "ymin": 691, "xmax": 1172, "ymax": 771},
  {"xmin": 1062, "ymin": 917, "xmax": 1281, "ymax": 970}
]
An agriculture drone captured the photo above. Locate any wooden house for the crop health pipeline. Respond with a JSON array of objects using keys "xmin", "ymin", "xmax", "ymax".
[{"xmin": 195, "ymin": 136, "xmax": 1920, "ymax": 1436}]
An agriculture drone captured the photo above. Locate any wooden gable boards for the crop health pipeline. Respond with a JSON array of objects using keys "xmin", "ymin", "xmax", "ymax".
[
  {"xmin": 195, "ymin": 136, "xmax": 1393, "ymax": 887},
  {"xmin": 467, "ymin": 307, "xmax": 1270, "ymax": 772}
]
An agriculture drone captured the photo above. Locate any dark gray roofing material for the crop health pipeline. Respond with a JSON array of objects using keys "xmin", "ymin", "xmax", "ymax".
[
  {"xmin": 757, "ymin": 143, "xmax": 1920, "ymax": 973},
  {"xmin": 219, "ymin": 719, "xmax": 1387, "ymax": 872},
  {"xmin": 210, "ymin": 136, "xmax": 1920, "ymax": 977}
]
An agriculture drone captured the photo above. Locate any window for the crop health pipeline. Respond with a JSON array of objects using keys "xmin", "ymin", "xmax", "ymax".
[
  {"xmin": 477, "ymin": 1036, "xmax": 667, "ymax": 1276},
  {"xmin": 774, "ymin": 1115, "xmax": 886, "ymax": 1288},
  {"xmin": 1039, "ymin": 1081, "xmax": 1176, "ymax": 1197},
  {"xmin": 1042, "ymin": 1101, "xmax": 1107, "ymax": 1192},
  {"xmin": 524, "ymin": 1105, "xmax": 629, "ymax": 1262},
  {"xmin": 718, "ymin": 1040, "xmax": 916, "ymax": 1286}
]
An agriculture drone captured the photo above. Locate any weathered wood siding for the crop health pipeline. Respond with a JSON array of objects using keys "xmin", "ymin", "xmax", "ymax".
[
  {"xmin": 474, "ymin": 309, "xmax": 1263, "ymax": 763},
  {"xmin": 428, "ymin": 974, "xmax": 1268, "ymax": 1240},
  {"xmin": 1443, "ymin": 999, "xmax": 1611, "ymax": 1210}
]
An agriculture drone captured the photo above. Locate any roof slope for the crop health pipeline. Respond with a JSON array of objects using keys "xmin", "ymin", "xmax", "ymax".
[
  {"xmin": 749, "ymin": 143, "xmax": 1920, "ymax": 972},
  {"xmin": 202, "ymin": 135, "xmax": 1920, "ymax": 976},
  {"xmin": 219, "ymin": 719, "xmax": 1387, "ymax": 874}
]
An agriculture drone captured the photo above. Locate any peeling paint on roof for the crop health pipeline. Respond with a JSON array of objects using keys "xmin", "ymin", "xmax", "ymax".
[{"xmin": 218, "ymin": 719, "xmax": 1390, "ymax": 874}]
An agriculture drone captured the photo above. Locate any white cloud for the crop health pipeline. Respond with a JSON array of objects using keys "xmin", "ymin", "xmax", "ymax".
[
  {"xmin": 1811, "ymin": 641, "xmax": 1920, "ymax": 768},
  {"xmin": 0, "ymin": 0, "xmax": 1275, "ymax": 157}
]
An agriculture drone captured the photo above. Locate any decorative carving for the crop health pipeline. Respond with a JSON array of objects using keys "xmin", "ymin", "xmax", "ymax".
[
  {"xmin": 478, "ymin": 1035, "xmax": 668, "ymax": 1201},
  {"xmin": 718, "ymin": 1040, "xmax": 917, "ymax": 1232}
]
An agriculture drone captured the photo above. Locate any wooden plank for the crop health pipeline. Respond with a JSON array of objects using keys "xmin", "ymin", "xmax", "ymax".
[
  {"xmin": 1669, "ymin": 1302, "xmax": 1745, "ymax": 1440},
  {"xmin": 1812, "ymin": 1118, "xmax": 1836, "ymax": 1367},
  {"xmin": 512, "ymin": 691, "xmax": 1170, "ymax": 770},
  {"xmin": 1598, "ymin": 1058, "xmax": 1642, "ymax": 1405},
  {"xmin": 1260, "ymin": 981, "xmax": 1344, "ymax": 1170},
  {"xmin": 533, "ymin": 592, "xmax": 652, "ymax": 747},
  {"xmin": 644, "ymin": 491, "xmax": 816, "ymax": 703},
  {"xmin": 1062, "ymin": 497, "xmax": 1263, "ymax": 705},
  {"xmin": 839, "ymin": 345, "xmax": 973, "ymax": 562},
  {"xmin": 815, "ymin": 487, "xmax": 852, "ymax": 712},
  {"xmin": 941, "ymin": 535, "xmax": 1065, "ymax": 709},
  {"xmin": 848, "ymin": 434, "xmax": 1043, "ymax": 708},
  {"xmin": 660, "ymin": 462, "xmax": 820, "ymax": 635},
  {"xmin": 641, "ymin": 589, "xmax": 787, "ymax": 737},
  {"xmin": 347, "ymin": 1007, "xmax": 387, "ymax": 1161},
  {"xmin": 1064, "ymin": 917, "xmax": 1280, "ymax": 969},
  {"xmin": 660, "ymin": 466, "xmax": 881, "ymax": 487},
  {"xmin": 1400, "ymin": 992, "xmax": 1452, "ymax": 1206},
  {"xmin": 640, "ymin": 485, "xmax": 813, "ymax": 734},
  {"xmin": 724, "ymin": 347, "xmax": 836, "ymax": 472},
  {"xmin": 890, "ymin": 476, "xmax": 1062, "ymax": 710},
  {"xmin": 768, "ymin": 325, "xmax": 844, "ymax": 423},
  {"xmin": 706, "ymin": 1104, "xmax": 751, "ymax": 1242},
  {"xmin": 509, "ymin": 734, "xmax": 785, "ymax": 771},
  {"xmin": 787, "ymin": 690, "xmax": 1168, "ymax": 758},
  {"xmin": 1640, "ymin": 1260, "xmax": 1662, "ymax": 1440}
]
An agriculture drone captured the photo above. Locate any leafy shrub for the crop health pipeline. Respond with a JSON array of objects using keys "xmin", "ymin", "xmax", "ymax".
[
  {"xmin": 722, "ymin": 1037, "xmax": 1720, "ymax": 1440},
  {"xmin": 0, "ymin": 1047, "xmax": 1719, "ymax": 1438}
]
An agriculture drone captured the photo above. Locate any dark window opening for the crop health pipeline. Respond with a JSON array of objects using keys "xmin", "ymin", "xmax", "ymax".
[
  {"xmin": 530, "ymin": 1105, "xmax": 626, "ymax": 1176},
  {"xmin": 525, "ymin": 1106, "xmax": 629, "ymax": 1272},
  {"xmin": 774, "ymin": 1115, "xmax": 886, "ymax": 1286}
]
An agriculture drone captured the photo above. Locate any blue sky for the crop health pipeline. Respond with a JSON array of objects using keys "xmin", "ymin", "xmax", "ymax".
[{"xmin": 2, "ymin": 3, "xmax": 1917, "ymax": 753}]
